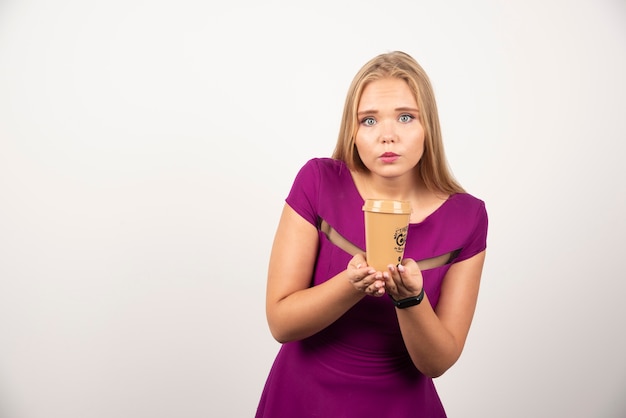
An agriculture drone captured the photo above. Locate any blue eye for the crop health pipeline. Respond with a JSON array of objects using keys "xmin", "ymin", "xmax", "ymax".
[
  {"xmin": 361, "ymin": 117, "xmax": 376, "ymax": 126},
  {"xmin": 399, "ymin": 114, "xmax": 414, "ymax": 123}
]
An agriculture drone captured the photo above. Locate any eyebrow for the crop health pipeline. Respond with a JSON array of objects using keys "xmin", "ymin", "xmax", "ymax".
[{"xmin": 357, "ymin": 106, "xmax": 420, "ymax": 116}]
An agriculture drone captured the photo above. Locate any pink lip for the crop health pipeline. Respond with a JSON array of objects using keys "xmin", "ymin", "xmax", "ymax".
[{"xmin": 379, "ymin": 152, "xmax": 399, "ymax": 163}]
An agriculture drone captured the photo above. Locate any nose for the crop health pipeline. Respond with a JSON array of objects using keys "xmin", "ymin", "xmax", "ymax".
[
  {"xmin": 379, "ymin": 120, "xmax": 397, "ymax": 143},
  {"xmin": 380, "ymin": 126, "xmax": 396, "ymax": 143}
]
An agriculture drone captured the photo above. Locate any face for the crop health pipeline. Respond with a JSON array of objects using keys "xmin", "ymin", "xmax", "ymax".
[{"xmin": 354, "ymin": 77, "xmax": 425, "ymax": 180}]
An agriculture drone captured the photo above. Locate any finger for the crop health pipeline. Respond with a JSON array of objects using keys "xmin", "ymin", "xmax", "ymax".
[
  {"xmin": 366, "ymin": 280, "xmax": 385, "ymax": 296},
  {"xmin": 400, "ymin": 257, "xmax": 420, "ymax": 272},
  {"xmin": 349, "ymin": 271, "xmax": 379, "ymax": 288},
  {"xmin": 383, "ymin": 264, "xmax": 401, "ymax": 293},
  {"xmin": 385, "ymin": 264, "xmax": 401, "ymax": 282},
  {"xmin": 348, "ymin": 256, "xmax": 374, "ymax": 273},
  {"xmin": 374, "ymin": 280, "xmax": 386, "ymax": 295},
  {"xmin": 397, "ymin": 263, "xmax": 406, "ymax": 277}
]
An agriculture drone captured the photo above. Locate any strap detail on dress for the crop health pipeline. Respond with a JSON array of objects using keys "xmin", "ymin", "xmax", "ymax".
[
  {"xmin": 320, "ymin": 219, "xmax": 364, "ymax": 256},
  {"xmin": 320, "ymin": 219, "xmax": 460, "ymax": 271}
]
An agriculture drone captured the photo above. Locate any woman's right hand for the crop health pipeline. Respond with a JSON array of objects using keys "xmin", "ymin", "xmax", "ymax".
[{"xmin": 347, "ymin": 254, "xmax": 386, "ymax": 297}]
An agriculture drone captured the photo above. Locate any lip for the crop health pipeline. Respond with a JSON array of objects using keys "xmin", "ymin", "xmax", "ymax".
[{"xmin": 379, "ymin": 152, "xmax": 399, "ymax": 163}]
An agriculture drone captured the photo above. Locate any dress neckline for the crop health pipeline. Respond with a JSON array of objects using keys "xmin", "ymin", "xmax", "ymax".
[{"xmin": 407, "ymin": 194, "xmax": 457, "ymax": 226}]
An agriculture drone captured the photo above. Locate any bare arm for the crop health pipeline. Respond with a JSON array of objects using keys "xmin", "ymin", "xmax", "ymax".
[
  {"xmin": 266, "ymin": 204, "xmax": 383, "ymax": 343},
  {"xmin": 386, "ymin": 251, "xmax": 486, "ymax": 377}
]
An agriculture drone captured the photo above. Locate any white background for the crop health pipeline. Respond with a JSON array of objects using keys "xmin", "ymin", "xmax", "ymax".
[{"xmin": 1, "ymin": 1, "xmax": 625, "ymax": 417}]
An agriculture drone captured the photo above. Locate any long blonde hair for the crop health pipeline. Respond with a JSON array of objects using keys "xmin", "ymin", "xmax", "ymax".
[{"xmin": 331, "ymin": 51, "xmax": 464, "ymax": 195}]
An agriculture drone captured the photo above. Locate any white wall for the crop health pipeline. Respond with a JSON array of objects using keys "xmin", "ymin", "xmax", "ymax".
[{"xmin": 0, "ymin": 1, "xmax": 624, "ymax": 417}]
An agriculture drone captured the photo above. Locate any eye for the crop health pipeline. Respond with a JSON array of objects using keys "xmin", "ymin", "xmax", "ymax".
[
  {"xmin": 361, "ymin": 117, "xmax": 376, "ymax": 126},
  {"xmin": 398, "ymin": 114, "xmax": 415, "ymax": 123}
]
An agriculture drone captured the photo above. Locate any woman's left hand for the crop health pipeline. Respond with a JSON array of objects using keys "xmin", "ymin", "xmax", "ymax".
[{"xmin": 384, "ymin": 258, "xmax": 424, "ymax": 300}]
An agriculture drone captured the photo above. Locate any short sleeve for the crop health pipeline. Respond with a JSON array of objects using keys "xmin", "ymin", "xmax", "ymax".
[
  {"xmin": 454, "ymin": 200, "xmax": 488, "ymax": 263},
  {"xmin": 285, "ymin": 159, "xmax": 321, "ymax": 227}
]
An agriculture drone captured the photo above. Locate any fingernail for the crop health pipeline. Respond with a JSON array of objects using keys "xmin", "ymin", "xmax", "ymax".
[
  {"xmin": 398, "ymin": 264, "xmax": 405, "ymax": 273},
  {"xmin": 356, "ymin": 263, "xmax": 362, "ymax": 269}
]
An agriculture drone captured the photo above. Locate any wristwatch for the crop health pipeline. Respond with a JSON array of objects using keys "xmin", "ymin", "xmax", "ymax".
[{"xmin": 389, "ymin": 287, "xmax": 425, "ymax": 309}]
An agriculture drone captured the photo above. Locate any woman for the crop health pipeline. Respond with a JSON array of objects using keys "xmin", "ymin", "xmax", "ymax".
[{"xmin": 256, "ymin": 51, "xmax": 488, "ymax": 417}]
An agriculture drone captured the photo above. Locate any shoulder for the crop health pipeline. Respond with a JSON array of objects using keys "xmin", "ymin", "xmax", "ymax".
[
  {"xmin": 441, "ymin": 193, "xmax": 488, "ymax": 231},
  {"xmin": 450, "ymin": 193, "xmax": 488, "ymax": 236},
  {"xmin": 288, "ymin": 157, "xmax": 350, "ymax": 194},
  {"xmin": 295, "ymin": 158, "xmax": 350, "ymax": 183},
  {"xmin": 301, "ymin": 157, "xmax": 348, "ymax": 173},
  {"xmin": 447, "ymin": 192, "xmax": 486, "ymax": 214},
  {"xmin": 286, "ymin": 158, "xmax": 354, "ymax": 227}
]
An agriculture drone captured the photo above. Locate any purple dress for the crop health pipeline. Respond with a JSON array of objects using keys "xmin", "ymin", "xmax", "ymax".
[{"xmin": 256, "ymin": 158, "xmax": 488, "ymax": 418}]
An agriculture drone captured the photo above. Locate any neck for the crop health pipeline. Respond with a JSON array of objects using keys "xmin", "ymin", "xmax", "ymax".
[{"xmin": 359, "ymin": 171, "xmax": 426, "ymax": 201}]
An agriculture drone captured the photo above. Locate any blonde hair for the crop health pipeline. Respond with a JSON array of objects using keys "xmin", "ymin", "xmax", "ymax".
[{"xmin": 331, "ymin": 51, "xmax": 464, "ymax": 195}]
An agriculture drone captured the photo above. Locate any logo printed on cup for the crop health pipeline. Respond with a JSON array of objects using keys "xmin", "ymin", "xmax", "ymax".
[{"xmin": 394, "ymin": 226, "xmax": 408, "ymax": 252}]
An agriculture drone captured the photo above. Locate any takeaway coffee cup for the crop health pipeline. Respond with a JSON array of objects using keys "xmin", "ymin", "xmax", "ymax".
[{"xmin": 362, "ymin": 199, "xmax": 412, "ymax": 271}]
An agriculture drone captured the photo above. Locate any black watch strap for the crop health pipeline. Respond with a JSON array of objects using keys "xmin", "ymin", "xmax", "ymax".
[{"xmin": 390, "ymin": 287, "xmax": 425, "ymax": 309}]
